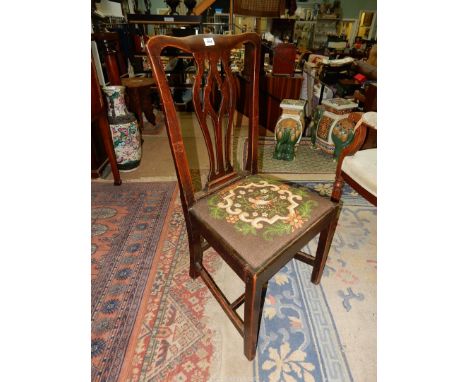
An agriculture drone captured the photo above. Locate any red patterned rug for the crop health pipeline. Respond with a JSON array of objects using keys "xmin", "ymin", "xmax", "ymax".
[
  {"xmin": 94, "ymin": 182, "xmax": 375, "ymax": 381},
  {"xmin": 91, "ymin": 181, "xmax": 177, "ymax": 382},
  {"xmin": 117, "ymin": 197, "xmax": 223, "ymax": 382}
]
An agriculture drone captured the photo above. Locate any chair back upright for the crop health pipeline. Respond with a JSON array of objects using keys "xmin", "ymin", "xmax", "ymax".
[{"xmin": 146, "ymin": 33, "xmax": 261, "ymax": 214}]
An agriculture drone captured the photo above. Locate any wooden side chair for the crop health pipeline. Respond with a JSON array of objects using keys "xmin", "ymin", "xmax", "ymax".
[
  {"xmin": 331, "ymin": 111, "xmax": 377, "ymax": 206},
  {"xmin": 146, "ymin": 33, "xmax": 341, "ymax": 360}
]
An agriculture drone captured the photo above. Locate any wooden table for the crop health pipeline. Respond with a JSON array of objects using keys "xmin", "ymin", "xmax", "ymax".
[{"xmin": 121, "ymin": 77, "xmax": 156, "ymax": 134}]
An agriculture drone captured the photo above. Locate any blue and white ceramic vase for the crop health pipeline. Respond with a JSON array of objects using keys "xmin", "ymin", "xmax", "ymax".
[{"xmin": 102, "ymin": 86, "xmax": 141, "ymax": 171}]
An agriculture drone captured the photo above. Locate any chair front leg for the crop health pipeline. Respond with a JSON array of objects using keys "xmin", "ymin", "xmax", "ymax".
[
  {"xmin": 187, "ymin": 222, "xmax": 203, "ymax": 279},
  {"xmin": 312, "ymin": 205, "xmax": 341, "ymax": 284},
  {"xmin": 243, "ymin": 273, "xmax": 265, "ymax": 361},
  {"xmin": 331, "ymin": 174, "xmax": 345, "ymax": 203}
]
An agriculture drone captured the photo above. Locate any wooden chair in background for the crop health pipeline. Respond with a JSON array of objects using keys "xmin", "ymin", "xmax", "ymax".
[
  {"xmin": 146, "ymin": 33, "xmax": 341, "ymax": 360},
  {"xmin": 91, "ymin": 58, "xmax": 121, "ymax": 185},
  {"xmin": 331, "ymin": 111, "xmax": 377, "ymax": 206}
]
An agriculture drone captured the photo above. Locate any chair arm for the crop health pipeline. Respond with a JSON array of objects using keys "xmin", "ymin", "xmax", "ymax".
[{"xmin": 334, "ymin": 117, "xmax": 369, "ymax": 177}]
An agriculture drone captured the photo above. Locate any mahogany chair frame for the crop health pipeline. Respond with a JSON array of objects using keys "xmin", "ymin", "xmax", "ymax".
[
  {"xmin": 91, "ymin": 58, "xmax": 121, "ymax": 185},
  {"xmin": 331, "ymin": 114, "xmax": 377, "ymax": 206},
  {"xmin": 146, "ymin": 33, "xmax": 340, "ymax": 360}
]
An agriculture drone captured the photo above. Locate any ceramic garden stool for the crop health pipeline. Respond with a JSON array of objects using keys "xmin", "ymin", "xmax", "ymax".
[
  {"xmin": 315, "ymin": 98, "xmax": 358, "ymax": 155},
  {"xmin": 273, "ymin": 99, "xmax": 307, "ymax": 161},
  {"xmin": 102, "ymin": 86, "xmax": 142, "ymax": 171}
]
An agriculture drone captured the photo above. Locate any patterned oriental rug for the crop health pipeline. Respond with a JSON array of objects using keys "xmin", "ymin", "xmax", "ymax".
[
  {"xmin": 243, "ymin": 137, "xmax": 337, "ymax": 177},
  {"xmin": 91, "ymin": 182, "xmax": 177, "ymax": 382},
  {"xmin": 117, "ymin": 181, "xmax": 376, "ymax": 382}
]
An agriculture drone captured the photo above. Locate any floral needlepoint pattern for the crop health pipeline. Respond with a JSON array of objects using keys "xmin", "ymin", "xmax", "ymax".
[
  {"xmin": 262, "ymin": 342, "xmax": 316, "ymax": 382},
  {"xmin": 207, "ymin": 177, "xmax": 318, "ymax": 240},
  {"xmin": 313, "ymin": 182, "xmax": 333, "ymax": 197}
]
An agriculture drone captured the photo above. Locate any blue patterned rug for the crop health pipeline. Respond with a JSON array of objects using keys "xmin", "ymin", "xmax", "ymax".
[
  {"xmin": 253, "ymin": 180, "xmax": 375, "ymax": 382},
  {"xmin": 117, "ymin": 180, "xmax": 376, "ymax": 382}
]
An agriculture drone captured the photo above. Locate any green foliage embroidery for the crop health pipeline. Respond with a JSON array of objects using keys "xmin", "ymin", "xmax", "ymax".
[
  {"xmin": 259, "ymin": 177, "xmax": 283, "ymax": 187},
  {"xmin": 292, "ymin": 187, "xmax": 310, "ymax": 198},
  {"xmin": 297, "ymin": 199, "xmax": 317, "ymax": 218},
  {"xmin": 208, "ymin": 196, "xmax": 225, "ymax": 220},
  {"xmin": 262, "ymin": 222, "xmax": 292, "ymax": 241},
  {"xmin": 234, "ymin": 220, "xmax": 257, "ymax": 236}
]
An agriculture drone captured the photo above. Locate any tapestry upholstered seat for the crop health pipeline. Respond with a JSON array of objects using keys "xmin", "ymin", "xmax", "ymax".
[{"xmin": 191, "ymin": 174, "xmax": 335, "ymax": 271}]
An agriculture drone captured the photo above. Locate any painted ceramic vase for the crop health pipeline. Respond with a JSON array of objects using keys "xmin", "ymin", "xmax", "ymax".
[
  {"xmin": 166, "ymin": 0, "xmax": 180, "ymax": 15},
  {"xmin": 102, "ymin": 86, "xmax": 141, "ymax": 171},
  {"xmin": 184, "ymin": 0, "xmax": 196, "ymax": 15},
  {"xmin": 273, "ymin": 99, "xmax": 307, "ymax": 161},
  {"xmin": 330, "ymin": 111, "xmax": 365, "ymax": 159},
  {"xmin": 315, "ymin": 98, "xmax": 358, "ymax": 155}
]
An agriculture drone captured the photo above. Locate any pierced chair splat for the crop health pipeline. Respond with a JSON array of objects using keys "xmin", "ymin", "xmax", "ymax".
[{"xmin": 146, "ymin": 33, "xmax": 341, "ymax": 360}]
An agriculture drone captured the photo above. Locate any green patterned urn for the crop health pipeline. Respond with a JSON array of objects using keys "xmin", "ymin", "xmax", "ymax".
[
  {"xmin": 315, "ymin": 98, "xmax": 358, "ymax": 155},
  {"xmin": 273, "ymin": 99, "xmax": 307, "ymax": 161},
  {"xmin": 102, "ymin": 86, "xmax": 142, "ymax": 171}
]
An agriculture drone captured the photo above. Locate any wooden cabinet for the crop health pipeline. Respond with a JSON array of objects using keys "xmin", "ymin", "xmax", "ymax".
[{"xmin": 259, "ymin": 74, "xmax": 304, "ymax": 133}]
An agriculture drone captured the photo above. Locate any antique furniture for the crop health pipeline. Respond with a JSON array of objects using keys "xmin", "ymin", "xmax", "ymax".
[
  {"xmin": 121, "ymin": 76, "xmax": 157, "ymax": 131},
  {"xmin": 92, "ymin": 32, "xmax": 127, "ymax": 84},
  {"xmin": 259, "ymin": 73, "xmax": 304, "ymax": 133},
  {"xmin": 91, "ymin": 59, "xmax": 121, "ymax": 184},
  {"xmin": 233, "ymin": 0, "xmax": 285, "ymax": 17},
  {"xmin": 273, "ymin": 99, "xmax": 307, "ymax": 161},
  {"xmin": 331, "ymin": 111, "xmax": 377, "ymax": 206},
  {"xmin": 146, "ymin": 33, "xmax": 341, "ymax": 360},
  {"xmin": 354, "ymin": 82, "xmax": 377, "ymax": 150},
  {"xmin": 315, "ymin": 97, "xmax": 358, "ymax": 155},
  {"xmin": 271, "ymin": 43, "xmax": 297, "ymax": 76},
  {"xmin": 270, "ymin": 18, "xmax": 296, "ymax": 42}
]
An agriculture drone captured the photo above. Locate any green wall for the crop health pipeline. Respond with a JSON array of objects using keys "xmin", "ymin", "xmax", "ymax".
[{"xmin": 341, "ymin": 0, "xmax": 377, "ymax": 19}]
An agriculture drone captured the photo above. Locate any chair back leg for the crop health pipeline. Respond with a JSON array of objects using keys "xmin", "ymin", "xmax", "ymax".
[
  {"xmin": 312, "ymin": 205, "xmax": 342, "ymax": 284},
  {"xmin": 243, "ymin": 274, "xmax": 266, "ymax": 360},
  {"xmin": 188, "ymin": 226, "xmax": 203, "ymax": 279}
]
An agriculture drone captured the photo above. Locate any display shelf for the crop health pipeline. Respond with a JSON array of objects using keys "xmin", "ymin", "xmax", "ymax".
[
  {"xmin": 313, "ymin": 18, "xmax": 340, "ymax": 49},
  {"xmin": 127, "ymin": 14, "xmax": 202, "ymax": 25},
  {"xmin": 294, "ymin": 20, "xmax": 315, "ymax": 51}
]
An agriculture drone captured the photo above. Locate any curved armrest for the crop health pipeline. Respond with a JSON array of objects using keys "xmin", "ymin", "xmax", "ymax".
[{"xmin": 334, "ymin": 114, "xmax": 374, "ymax": 177}]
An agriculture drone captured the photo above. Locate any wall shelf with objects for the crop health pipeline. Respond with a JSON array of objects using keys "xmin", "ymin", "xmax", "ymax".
[
  {"xmin": 126, "ymin": 14, "xmax": 203, "ymax": 112},
  {"xmin": 126, "ymin": 14, "xmax": 203, "ymax": 25},
  {"xmin": 126, "ymin": 14, "xmax": 203, "ymax": 36},
  {"xmin": 294, "ymin": 20, "xmax": 315, "ymax": 51},
  {"xmin": 313, "ymin": 18, "xmax": 341, "ymax": 49}
]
